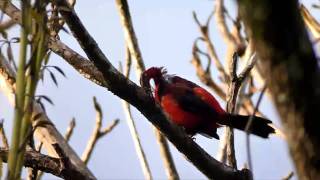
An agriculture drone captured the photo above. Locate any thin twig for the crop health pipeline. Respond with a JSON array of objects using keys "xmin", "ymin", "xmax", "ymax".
[
  {"xmin": 0, "ymin": 120, "xmax": 9, "ymax": 149},
  {"xmin": 115, "ymin": 0, "xmax": 145, "ymax": 77},
  {"xmin": 282, "ymin": 171, "xmax": 294, "ymax": 180},
  {"xmin": 81, "ymin": 97, "xmax": 119, "ymax": 165},
  {"xmin": 245, "ymin": 84, "xmax": 267, "ymax": 171},
  {"xmin": 121, "ymin": 100, "xmax": 153, "ymax": 180},
  {"xmin": 193, "ymin": 11, "xmax": 229, "ymax": 82},
  {"xmin": 191, "ymin": 41, "xmax": 226, "ymax": 100},
  {"xmin": 115, "ymin": 1, "xmax": 178, "ymax": 179},
  {"xmin": 301, "ymin": 4, "xmax": 320, "ymax": 39},
  {"xmin": 119, "ymin": 61, "xmax": 153, "ymax": 180},
  {"xmin": 64, "ymin": 118, "xmax": 76, "ymax": 142},
  {"xmin": 215, "ymin": 0, "xmax": 236, "ymax": 44}
]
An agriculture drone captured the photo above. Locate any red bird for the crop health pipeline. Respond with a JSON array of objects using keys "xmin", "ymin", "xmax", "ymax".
[{"xmin": 140, "ymin": 67, "xmax": 275, "ymax": 139}]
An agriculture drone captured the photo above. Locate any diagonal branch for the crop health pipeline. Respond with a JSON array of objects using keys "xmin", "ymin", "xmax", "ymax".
[
  {"xmin": 115, "ymin": 1, "xmax": 179, "ymax": 179},
  {"xmin": 300, "ymin": 4, "xmax": 320, "ymax": 39},
  {"xmin": 50, "ymin": 0, "xmax": 252, "ymax": 179}
]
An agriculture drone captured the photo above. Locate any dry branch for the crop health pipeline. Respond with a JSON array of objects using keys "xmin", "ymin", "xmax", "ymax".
[
  {"xmin": 81, "ymin": 97, "xmax": 119, "ymax": 165},
  {"xmin": 64, "ymin": 118, "xmax": 76, "ymax": 142},
  {"xmin": 0, "ymin": 146, "xmax": 93, "ymax": 180},
  {"xmin": 50, "ymin": 0, "xmax": 252, "ymax": 178},
  {"xmin": 245, "ymin": 84, "xmax": 267, "ymax": 171},
  {"xmin": 121, "ymin": 100, "xmax": 153, "ymax": 180},
  {"xmin": 301, "ymin": 4, "xmax": 320, "ymax": 39},
  {"xmin": 115, "ymin": 1, "xmax": 179, "ymax": 179},
  {"xmin": 0, "ymin": 120, "xmax": 9, "ymax": 149},
  {"xmin": 193, "ymin": 11, "xmax": 229, "ymax": 82},
  {"xmin": 0, "ymin": 36, "xmax": 96, "ymax": 180}
]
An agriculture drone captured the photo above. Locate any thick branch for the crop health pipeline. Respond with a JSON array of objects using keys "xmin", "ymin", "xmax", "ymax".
[
  {"xmin": 238, "ymin": 1, "xmax": 320, "ymax": 179},
  {"xmin": 51, "ymin": 0, "xmax": 251, "ymax": 179},
  {"xmin": 0, "ymin": 147, "xmax": 91, "ymax": 180}
]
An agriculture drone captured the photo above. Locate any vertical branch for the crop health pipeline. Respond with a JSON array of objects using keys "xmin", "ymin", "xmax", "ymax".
[
  {"xmin": 224, "ymin": 54, "xmax": 239, "ymax": 169},
  {"xmin": 224, "ymin": 53, "xmax": 258, "ymax": 169},
  {"xmin": 64, "ymin": 118, "xmax": 76, "ymax": 142},
  {"xmin": 120, "ymin": 58, "xmax": 152, "ymax": 179},
  {"xmin": 0, "ymin": 120, "xmax": 9, "ymax": 149},
  {"xmin": 155, "ymin": 131, "xmax": 179, "ymax": 180},
  {"xmin": 245, "ymin": 84, "xmax": 267, "ymax": 171},
  {"xmin": 193, "ymin": 11, "xmax": 229, "ymax": 83},
  {"xmin": 121, "ymin": 99, "xmax": 152, "ymax": 180},
  {"xmin": 115, "ymin": 0, "xmax": 145, "ymax": 77},
  {"xmin": 115, "ymin": 1, "xmax": 179, "ymax": 179}
]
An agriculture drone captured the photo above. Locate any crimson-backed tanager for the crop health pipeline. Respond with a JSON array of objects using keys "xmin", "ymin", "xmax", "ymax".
[{"xmin": 140, "ymin": 67, "xmax": 275, "ymax": 139}]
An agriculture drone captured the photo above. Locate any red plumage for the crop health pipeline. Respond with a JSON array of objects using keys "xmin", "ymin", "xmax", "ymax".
[{"xmin": 140, "ymin": 67, "xmax": 275, "ymax": 139}]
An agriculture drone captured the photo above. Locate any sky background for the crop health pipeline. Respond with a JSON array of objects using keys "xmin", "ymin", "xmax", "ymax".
[{"xmin": 0, "ymin": 0, "xmax": 317, "ymax": 179}]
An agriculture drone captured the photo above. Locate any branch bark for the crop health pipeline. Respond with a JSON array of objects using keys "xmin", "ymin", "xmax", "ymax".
[
  {"xmin": 50, "ymin": 0, "xmax": 252, "ymax": 179},
  {"xmin": 238, "ymin": 1, "xmax": 320, "ymax": 179},
  {"xmin": 0, "ymin": 146, "xmax": 92, "ymax": 180}
]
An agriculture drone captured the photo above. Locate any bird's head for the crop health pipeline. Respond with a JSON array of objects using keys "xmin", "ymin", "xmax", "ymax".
[{"xmin": 140, "ymin": 67, "xmax": 167, "ymax": 91}]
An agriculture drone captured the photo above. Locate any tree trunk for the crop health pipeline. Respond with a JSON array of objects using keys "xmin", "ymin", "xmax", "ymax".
[{"xmin": 237, "ymin": 1, "xmax": 320, "ymax": 179}]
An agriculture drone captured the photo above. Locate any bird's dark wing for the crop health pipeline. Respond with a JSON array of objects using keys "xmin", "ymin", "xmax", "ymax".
[{"xmin": 172, "ymin": 87, "xmax": 219, "ymax": 118}]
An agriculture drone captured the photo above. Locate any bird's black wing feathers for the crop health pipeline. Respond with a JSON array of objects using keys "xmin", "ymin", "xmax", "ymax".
[{"xmin": 174, "ymin": 88, "xmax": 219, "ymax": 118}]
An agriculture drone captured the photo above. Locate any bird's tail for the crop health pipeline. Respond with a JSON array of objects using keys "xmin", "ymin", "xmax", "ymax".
[{"xmin": 221, "ymin": 114, "xmax": 275, "ymax": 138}]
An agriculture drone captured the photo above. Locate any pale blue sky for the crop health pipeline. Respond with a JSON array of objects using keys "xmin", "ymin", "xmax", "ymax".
[{"xmin": 1, "ymin": 0, "xmax": 317, "ymax": 179}]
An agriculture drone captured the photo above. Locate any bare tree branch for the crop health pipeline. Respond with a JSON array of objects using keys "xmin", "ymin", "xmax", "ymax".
[
  {"xmin": 119, "ymin": 60, "xmax": 152, "ymax": 180},
  {"xmin": 193, "ymin": 11, "xmax": 229, "ymax": 82},
  {"xmin": 121, "ymin": 100, "xmax": 153, "ymax": 180},
  {"xmin": 215, "ymin": 0, "xmax": 237, "ymax": 45},
  {"xmin": 115, "ymin": 1, "xmax": 179, "ymax": 179},
  {"xmin": 50, "ymin": 0, "xmax": 253, "ymax": 178},
  {"xmin": 225, "ymin": 53, "xmax": 258, "ymax": 169},
  {"xmin": 81, "ymin": 97, "xmax": 119, "ymax": 165},
  {"xmin": 301, "ymin": 4, "xmax": 320, "ymax": 39},
  {"xmin": 0, "ymin": 146, "xmax": 93, "ymax": 180},
  {"xmin": 224, "ymin": 54, "xmax": 240, "ymax": 169},
  {"xmin": 115, "ymin": 0, "xmax": 145, "ymax": 77},
  {"xmin": 245, "ymin": 84, "xmax": 267, "ymax": 171},
  {"xmin": 282, "ymin": 171, "xmax": 294, "ymax": 180},
  {"xmin": 0, "ymin": 120, "xmax": 9, "ymax": 149},
  {"xmin": 64, "ymin": 118, "xmax": 76, "ymax": 142}
]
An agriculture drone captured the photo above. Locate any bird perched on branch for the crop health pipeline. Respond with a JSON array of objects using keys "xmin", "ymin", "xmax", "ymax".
[{"xmin": 140, "ymin": 67, "xmax": 275, "ymax": 139}]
